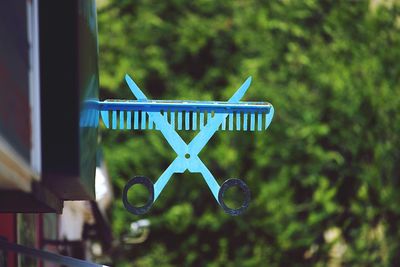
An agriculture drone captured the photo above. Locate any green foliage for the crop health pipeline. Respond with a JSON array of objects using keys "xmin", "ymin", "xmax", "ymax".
[{"xmin": 98, "ymin": 0, "xmax": 400, "ymax": 266}]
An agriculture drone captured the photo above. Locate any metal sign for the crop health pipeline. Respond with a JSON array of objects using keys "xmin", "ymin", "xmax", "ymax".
[{"xmin": 99, "ymin": 74, "xmax": 274, "ymax": 216}]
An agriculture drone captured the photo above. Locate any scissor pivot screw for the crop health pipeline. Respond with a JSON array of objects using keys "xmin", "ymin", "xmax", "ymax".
[{"xmin": 185, "ymin": 153, "xmax": 191, "ymax": 159}]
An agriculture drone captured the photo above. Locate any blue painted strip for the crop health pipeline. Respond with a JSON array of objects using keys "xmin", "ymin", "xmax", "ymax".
[
  {"xmin": 170, "ymin": 111, "xmax": 175, "ymax": 129},
  {"xmin": 229, "ymin": 113, "xmax": 233, "ymax": 131},
  {"xmin": 112, "ymin": 111, "xmax": 117, "ymax": 129},
  {"xmin": 257, "ymin": 113, "xmax": 262, "ymax": 131},
  {"xmin": 126, "ymin": 111, "xmax": 131, "ymax": 129},
  {"xmin": 177, "ymin": 112, "xmax": 182, "ymax": 130},
  {"xmin": 243, "ymin": 113, "xmax": 248, "ymax": 131},
  {"xmin": 250, "ymin": 113, "xmax": 255, "ymax": 131},
  {"xmin": 185, "ymin": 112, "xmax": 190, "ymax": 130},
  {"xmin": 148, "ymin": 113, "xmax": 154, "ymax": 130},
  {"xmin": 94, "ymin": 110, "xmax": 99, "ymax": 127},
  {"xmin": 155, "ymin": 112, "xmax": 161, "ymax": 130},
  {"xmin": 134, "ymin": 111, "xmax": 139, "ymax": 129},
  {"xmin": 89, "ymin": 110, "xmax": 94, "ymax": 127},
  {"xmin": 221, "ymin": 115, "xmax": 226, "ymax": 130},
  {"xmin": 100, "ymin": 100, "xmax": 272, "ymax": 113},
  {"xmin": 265, "ymin": 106, "xmax": 274, "ymax": 129},
  {"xmin": 236, "ymin": 112, "xmax": 241, "ymax": 131},
  {"xmin": 119, "ymin": 111, "xmax": 125, "ymax": 129},
  {"xmin": 141, "ymin": 111, "xmax": 146, "ymax": 129},
  {"xmin": 200, "ymin": 112, "xmax": 204, "ymax": 130},
  {"xmin": 192, "ymin": 112, "xmax": 197, "ymax": 130}
]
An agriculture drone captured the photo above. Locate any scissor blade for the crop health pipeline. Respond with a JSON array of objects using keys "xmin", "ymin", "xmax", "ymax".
[
  {"xmin": 125, "ymin": 74, "xmax": 188, "ymax": 155},
  {"xmin": 229, "ymin": 76, "xmax": 252, "ymax": 102},
  {"xmin": 188, "ymin": 77, "xmax": 252, "ymax": 155},
  {"xmin": 125, "ymin": 74, "xmax": 148, "ymax": 101}
]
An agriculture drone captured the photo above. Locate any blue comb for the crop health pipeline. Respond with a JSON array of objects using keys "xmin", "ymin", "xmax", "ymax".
[{"xmin": 99, "ymin": 74, "xmax": 274, "ymax": 216}]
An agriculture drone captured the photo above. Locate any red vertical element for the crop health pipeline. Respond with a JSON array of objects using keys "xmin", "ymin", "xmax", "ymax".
[{"xmin": 0, "ymin": 213, "xmax": 17, "ymax": 267}]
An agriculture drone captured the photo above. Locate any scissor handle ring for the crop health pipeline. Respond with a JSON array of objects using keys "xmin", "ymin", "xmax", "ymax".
[
  {"xmin": 218, "ymin": 178, "xmax": 251, "ymax": 216},
  {"xmin": 122, "ymin": 176, "xmax": 154, "ymax": 215}
]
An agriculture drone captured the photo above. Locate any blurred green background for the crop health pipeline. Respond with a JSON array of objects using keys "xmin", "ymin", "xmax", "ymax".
[{"xmin": 97, "ymin": 0, "xmax": 400, "ymax": 266}]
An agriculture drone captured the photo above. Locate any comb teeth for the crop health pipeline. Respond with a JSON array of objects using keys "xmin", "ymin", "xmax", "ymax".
[
  {"xmin": 141, "ymin": 111, "xmax": 146, "ymax": 129},
  {"xmin": 185, "ymin": 112, "xmax": 190, "ymax": 130},
  {"xmin": 192, "ymin": 112, "xmax": 197, "ymax": 130},
  {"xmin": 199, "ymin": 112, "xmax": 205, "ymax": 130},
  {"xmin": 170, "ymin": 111, "xmax": 175, "ymax": 129},
  {"xmin": 100, "ymin": 110, "xmax": 271, "ymax": 132},
  {"xmin": 119, "ymin": 111, "xmax": 124, "ymax": 129},
  {"xmin": 126, "ymin": 111, "xmax": 131, "ymax": 129},
  {"xmin": 250, "ymin": 113, "xmax": 255, "ymax": 131},
  {"xmin": 112, "ymin": 110, "xmax": 117, "ymax": 129},
  {"xmin": 236, "ymin": 112, "xmax": 241, "ymax": 131},
  {"xmin": 177, "ymin": 112, "xmax": 183, "ymax": 130},
  {"xmin": 134, "ymin": 111, "xmax": 139, "ymax": 129}
]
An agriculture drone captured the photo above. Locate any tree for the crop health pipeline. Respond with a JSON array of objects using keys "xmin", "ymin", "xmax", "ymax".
[{"xmin": 98, "ymin": 1, "xmax": 400, "ymax": 266}]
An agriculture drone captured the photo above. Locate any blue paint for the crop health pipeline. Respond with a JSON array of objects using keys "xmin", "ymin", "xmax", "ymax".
[
  {"xmin": 221, "ymin": 116, "xmax": 226, "ymax": 130},
  {"xmin": 177, "ymin": 112, "xmax": 182, "ymax": 130},
  {"xmin": 236, "ymin": 112, "xmax": 241, "ymax": 131},
  {"xmin": 126, "ymin": 111, "xmax": 131, "ymax": 129},
  {"xmin": 141, "ymin": 111, "xmax": 146, "ymax": 129},
  {"xmin": 112, "ymin": 111, "xmax": 117, "ymax": 129},
  {"xmin": 99, "ymin": 74, "xmax": 274, "ymax": 215},
  {"xmin": 148, "ymin": 112, "xmax": 154, "ymax": 130},
  {"xmin": 170, "ymin": 111, "xmax": 175, "ymax": 129},
  {"xmin": 243, "ymin": 113, "xmax": 248, "ymax": 131},
  {"xmin": 250, "ymin": 112, "xmax": 255, "ymax": 131},
  {"xmin": 134, "ymin": 111, "xmax": 139, "ymax": 129},
  {"xmin": 192, "ymin": 112, "xmax": 197, "ymax": 130},
  {"xmin": 199, "ymin": 112, "xmax": 204, "ymax": 130},
  {"xmin": 229, "ymin": 113, "xmax": 233, "ymax": 131},
  {"xmin": 119, "ymin": 111, "xmax": 124, "ymax": 129},
  {"xmin": 185, "ymin": 112, "xmax": 190, "ymax": 130}
]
